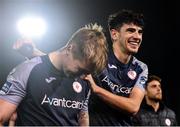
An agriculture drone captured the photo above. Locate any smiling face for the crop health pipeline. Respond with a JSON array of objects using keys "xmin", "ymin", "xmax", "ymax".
[{"xmin": 111, "ymin": 23, "xmax": 143, "ymax": 55}]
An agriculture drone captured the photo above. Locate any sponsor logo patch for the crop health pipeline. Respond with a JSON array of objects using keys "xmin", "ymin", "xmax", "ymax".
[
  {"xmin": 0, "ymin": 82, "xmax": 12, "ymax": 95},
  {"xmin": 139, "ymin": 76, "xmax": 147, "ymax": 85},
  {"xmin": 45, "ymin": 77, "xmax": 56, "ymax": 83},
  {"xmin": 41, "ymin": 94, "xmax": 84, "ymax": 109},
  {"xmin": 108, "ymin": 64, "xmax": 117, "ymax": 69},
  {"xmin": 101, "ymin": 76, "xmax": 133, "ymax": 94}
]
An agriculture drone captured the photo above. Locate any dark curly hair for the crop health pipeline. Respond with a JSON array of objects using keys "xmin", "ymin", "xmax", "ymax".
[{"xmin": 108, "ymin": 9, "xmax": 145, "ymax": 31}]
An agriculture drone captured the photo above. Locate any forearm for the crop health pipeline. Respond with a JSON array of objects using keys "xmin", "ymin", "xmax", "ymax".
[
  {"xmin": 94, "ymin": 85, "xmax": 140, "ymax": 114},
  {"xmin": 24, "ymin": 47, "xmax": 46, "ymax": 59},
  {"xmin": 0, "ymin": 100, "xmax": 17, "ymax": 126},
  {"xmin": 78, "ymin": 111, "xmax": 89, "ymax": 126},
  {"xmin": 85, "ymin": 75, "xmax": 144, "ymax": 115},
  {"xmin": 32, "ymin": 48, "xmax": 46, "ymax": 57}
]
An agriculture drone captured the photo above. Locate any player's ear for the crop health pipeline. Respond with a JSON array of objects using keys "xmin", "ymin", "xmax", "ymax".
[
  {"xmin": 66, "ymin": 44, "xmax": 73, "ymax": 55},
  {"xmin": 110, "ymin": 29, "xmax": 118, "ymax": 41}
]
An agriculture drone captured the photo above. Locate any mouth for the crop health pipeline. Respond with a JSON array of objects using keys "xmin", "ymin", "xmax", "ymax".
[
  {"xmin": 156, "ymin": 92, "xmax": 161, "ymax": 95},
  {"xmin": 155, "ymin": 93, "xmax": 162, "ymax": 97},
  {"xmin": 128, "ymin": 41, "xmax": 140, "ymax": 46}
]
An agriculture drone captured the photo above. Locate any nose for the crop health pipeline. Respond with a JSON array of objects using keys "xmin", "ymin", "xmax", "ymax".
[
  {"xmin": 157, "ymin": 86, "xmax": 161, "ymax": 91},
  {"xmin": 133, "ymin": 32, "xmax": 142, "ymax": 40}
]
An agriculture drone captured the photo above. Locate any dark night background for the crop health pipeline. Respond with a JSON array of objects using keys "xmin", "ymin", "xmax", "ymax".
[{"xmin": 0, "ymin": 0, "xmax": 179, "ymax": 124}]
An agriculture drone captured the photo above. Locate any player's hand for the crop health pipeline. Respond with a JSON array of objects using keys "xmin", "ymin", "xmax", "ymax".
[
  {"xmin": 13, "ymin": 38, "xmax": 35, "ymax": 58},
  {"xmin": 84, "ymin": 74, "xmax": 99, "ymax": 93},
  {"xmin": 13, "ymin": 38, "xmax": 46, "ymax": 59},
  {"xmin": 13, "ymin": 38, "xmax": 35, "ymax": 50}
]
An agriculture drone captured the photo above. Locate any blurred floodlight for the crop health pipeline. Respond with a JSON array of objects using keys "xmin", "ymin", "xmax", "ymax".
[{"xmin": 17, "ymin": 17, "xmax": 47, "ymax": 37}]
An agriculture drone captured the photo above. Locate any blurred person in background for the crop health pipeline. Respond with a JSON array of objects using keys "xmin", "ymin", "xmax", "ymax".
[{"xmin": 132, "ymin": 74, "xmax": 177, "ymax": 126}]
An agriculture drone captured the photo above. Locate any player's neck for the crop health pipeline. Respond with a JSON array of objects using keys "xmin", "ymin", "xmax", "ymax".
[
  {"xmin": 49, "ymin": 50, "xmax": 64, "ymax": 71},
  {"xmin": 146, "ymin": 98, "xmax": 160, "ymax": 112},
  {"xmin": 113, "ymin": 45, "xmax": 131, "ymax": 64}
]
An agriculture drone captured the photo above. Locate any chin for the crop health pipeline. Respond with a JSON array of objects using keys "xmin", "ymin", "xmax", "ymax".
[
  {"xmin": 154, "ymin": 98, "xmax": 162, "ymax": 102},
  {"xmin": 155, "ymin": 96, "xmax": 162, "ymax": 101},
  {"xmin": 127, "ymin": 48, "xmax": 138, "ymax": 54},
  {"xmin": 129, "ymin": 50, "xmax": 138, "ymax": 55}
]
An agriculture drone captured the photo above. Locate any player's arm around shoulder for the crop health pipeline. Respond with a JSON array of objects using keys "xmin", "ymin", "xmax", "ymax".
[{"xmin": 84, "ymin": 73, "xmax": 146, "ymax": 115}]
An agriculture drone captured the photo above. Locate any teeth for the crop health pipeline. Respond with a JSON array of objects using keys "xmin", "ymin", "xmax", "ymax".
[{"xmin": 129, "ymin": 42, "xmax": 138, "ymax": 45}]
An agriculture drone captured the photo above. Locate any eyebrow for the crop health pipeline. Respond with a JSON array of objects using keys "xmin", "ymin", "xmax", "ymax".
[
  {"xmin": 126, "ymin": 28, "xmax": 143, "ymax": 33},
  {"xmin": 151, "ymin": 83, "xmax": 161, "ymax": 87}
]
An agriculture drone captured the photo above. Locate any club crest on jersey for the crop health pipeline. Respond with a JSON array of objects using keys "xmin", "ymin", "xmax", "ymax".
[
  {"xmin": 127, "ymin": 70, "xmax": 137, "ymax": 80},
  {"xmin": 165, "ymin": 118, "xmax": 171, "ymax": 126},
  {"xmin": 73, "ymin": 81, "xmax": 82, "ymax": 93}
]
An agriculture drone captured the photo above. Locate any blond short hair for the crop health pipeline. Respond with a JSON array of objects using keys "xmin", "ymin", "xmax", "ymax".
[{"xmin": 67, "ymin": 23, "xmax": 108, "ymax": 75}]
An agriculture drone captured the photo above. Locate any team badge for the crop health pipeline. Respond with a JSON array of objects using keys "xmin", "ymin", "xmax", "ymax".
[
  {"xmin": 127, "ymin": 70, "xmax": 137, "ymax": 80},
  {"xmin": 165, "ymin": 118, "xmax": 171, "ymax": 126},
  {"xmin": 73, "ymin": 81, "xmax": 82, "ymax": 93}
]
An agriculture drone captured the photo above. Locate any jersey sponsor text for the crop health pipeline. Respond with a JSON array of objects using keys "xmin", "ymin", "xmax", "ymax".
[{"xmin": 41, "ymin": 94, "xmax": 84, "ymax": 109}]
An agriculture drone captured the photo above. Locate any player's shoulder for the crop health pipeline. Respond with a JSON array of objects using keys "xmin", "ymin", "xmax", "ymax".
[
  {"xmin": 22, "ymin": 56, "xmax": 42, "ymax": 66},
  {"xmin": 132, "ymin": 56, "xmax": 148, "ymax": 70},
  {"xmin": 12, "ymin": 56, "xmax": 43, "ymax": 74}
]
